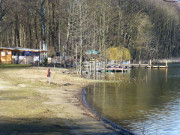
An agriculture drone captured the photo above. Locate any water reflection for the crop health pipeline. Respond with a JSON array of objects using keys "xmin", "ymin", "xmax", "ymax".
[{"xmin": 85, "ymin": 63, "xmax": 180, "ymax": 135}]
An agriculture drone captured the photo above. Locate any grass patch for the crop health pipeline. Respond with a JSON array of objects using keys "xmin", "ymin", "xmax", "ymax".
[
  {"xmin": 0, "ymin": 67, "xmax": 73, "ymax": 134},
  {"xmin": 0, "ymin": 68, "xmax": 49, "ymax": 118},
  {"xmin": 0, "ymin": 64, "xmax": 31, "ymax": 68}
]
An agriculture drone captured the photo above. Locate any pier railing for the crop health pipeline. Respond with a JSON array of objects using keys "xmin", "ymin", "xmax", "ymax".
[{"xmin": 81, "ymin": 60, "xmax": 168, "ymax": 74}]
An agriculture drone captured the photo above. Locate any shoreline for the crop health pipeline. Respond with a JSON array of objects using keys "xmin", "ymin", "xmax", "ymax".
[
  {"xmin": 0, "ymin": 67, "xmax": 121, "ymax": 135},
  {"xmin": 81, "ymin": 88, "xmax": 135, "ymax": 135}
]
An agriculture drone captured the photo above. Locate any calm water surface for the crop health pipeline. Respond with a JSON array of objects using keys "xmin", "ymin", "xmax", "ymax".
[{"xmin": 85, "ymin": 63, "xmax": 180, "ymax": 135}]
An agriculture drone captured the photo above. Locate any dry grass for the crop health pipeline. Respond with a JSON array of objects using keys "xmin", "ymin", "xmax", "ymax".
[
  {"xmin": 0, "ymin": 68, "xmax": 75, "ymax": 134},
  {"xmin": 0, "ymin": 67, "xmax": 117, "ymax": 135}
]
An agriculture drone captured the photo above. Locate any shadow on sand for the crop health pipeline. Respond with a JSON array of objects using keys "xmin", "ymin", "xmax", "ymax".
[
  {"xmin": 0, "ymin": 117, "xmax": 73, "ymax": 135},
  {"xmin": 0, "ymin": 117, "xmax": 124, "ymax": 135}
]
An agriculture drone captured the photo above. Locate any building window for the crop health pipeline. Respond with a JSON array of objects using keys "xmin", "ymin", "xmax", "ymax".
[
  {"xmin": 1, "ymin": 51, "xmax": 5, "ymax": 56},
  {"xmin": 7, "ymin": 52, "xmax": 11, "ymax": 55}
]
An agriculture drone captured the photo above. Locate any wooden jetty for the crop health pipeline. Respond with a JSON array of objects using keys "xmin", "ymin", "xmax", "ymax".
[
  {"xmin": 83, "ymin": 60, "xmax": 168, "ymax": 74},
  {"xmin": 105, "ymin": 67, "xmax": 127, "ymax": 72},
  {"xmin": 147, "ymin": 60, "xmax": 168, "ymax": 68},
  {"xmin": 130, "ymin": 64, "xmax": 168, "ymax": 68},
  {"xmin": 147, "ymin": 65, "xmax": 168, "ymax": 68},
  {"xmin": 129, "ymin": 60, "xmax": 168, "ymax": 69},
  {"xmin": 130, "ymin": 64, "xmax": 149, "ymax": 68}
]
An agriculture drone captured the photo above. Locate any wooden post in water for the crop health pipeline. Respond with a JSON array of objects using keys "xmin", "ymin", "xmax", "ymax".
[
  {"xmin": 166, "ymin": 68, "xmax": 168, "ymax": 82},
  {"xmin": 88, "ymin": 62, "xmax": 90, "ymax": 74},
  {"xmin": 104, "ymin": 59, "xmax": 107, "ymax": 76},
  {"xmin": 97, "ymin": 60, "xmax": 99, "ymax": 72},
  {"xmin": 94, "ymin": 60, "xmax": 96, "ymax": 79},
  {"xmin": 149, "ymin": 59, "xmax": 152, "ymax": 68},
  {"xmin": 90, "ymin": 62, "xmax": 92, "ymax": 72},
  {"xmin": 166, "ymin": 60, "xmax": 168, "ymax": 68},
  {"xmin": 139, "ymin": 60, "xmax": 141, "ymax": 68}
]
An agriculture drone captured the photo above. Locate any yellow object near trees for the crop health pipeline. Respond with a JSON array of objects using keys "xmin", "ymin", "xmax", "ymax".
[{"xmin": 106, "ymin": 47, "xmax": 131, "ymax": 61}]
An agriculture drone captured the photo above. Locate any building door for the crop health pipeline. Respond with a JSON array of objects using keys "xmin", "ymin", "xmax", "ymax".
[{"xmin": 0, "ymin": 50, "xmax": 12, "ymax": 64}]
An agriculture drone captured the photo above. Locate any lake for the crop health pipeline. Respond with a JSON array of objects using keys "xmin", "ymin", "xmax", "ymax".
[{"xmin": 85, "ymin": 63, "xmax": 180, "ymax": 135}]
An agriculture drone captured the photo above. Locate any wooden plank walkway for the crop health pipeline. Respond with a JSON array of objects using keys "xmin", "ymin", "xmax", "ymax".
[
  {"xmin": 130, "ymin": 64, "xmax": 149, "ymax": 68},
  {"xmin": 130, "ymin": 64, "xmax": 168, "ymax": 69},
  {"xmin": 147, "ymin": 66, "xmax": 168, "ymax": 68},
  {"xmin": 98, "ymin": 68, "xmax": 128, "ymax": 72}
]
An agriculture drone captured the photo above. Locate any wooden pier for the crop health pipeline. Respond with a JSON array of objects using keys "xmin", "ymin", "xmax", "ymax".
[
  {"xmin": 130, "ymin": 64, "xmax": 168, "ymax": 68},
  {"xmin": 129, "ymin": 60, "xmax": 168, "ymax": 69},
  {"xmin": 101, "ymin": 67, "xmax": 128, "ymax": 73},
  {"xmin": 130, "ymin": 64, "xmax": 149, "ymax": 68},
  {"xmin": 83, "ymin": 60, "xmax": 168, "ymax": 74},
  {"xmin": 147, "ymin": 65, "xmax": 168, "ymax": 68}
]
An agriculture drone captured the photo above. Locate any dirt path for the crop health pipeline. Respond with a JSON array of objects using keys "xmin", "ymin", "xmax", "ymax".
[{"xmin": 0, "ymin": 67, "xmax": 119, "ymax": 135}]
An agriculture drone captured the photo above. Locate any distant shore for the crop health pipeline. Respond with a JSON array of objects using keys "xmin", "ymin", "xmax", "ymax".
[{"xmin": 153, "ymin": 57, "xmax": 180, "ymax": 63}]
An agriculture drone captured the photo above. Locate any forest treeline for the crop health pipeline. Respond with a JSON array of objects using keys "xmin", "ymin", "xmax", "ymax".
[{"xmin": 0, "ymin": 0, "xmax": 180, "ymax": 60}]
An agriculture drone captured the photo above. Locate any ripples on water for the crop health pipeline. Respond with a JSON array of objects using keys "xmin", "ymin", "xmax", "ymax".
[{"xmin": 85, "ymin": 63, "xmax": 180, "ymax": 135}]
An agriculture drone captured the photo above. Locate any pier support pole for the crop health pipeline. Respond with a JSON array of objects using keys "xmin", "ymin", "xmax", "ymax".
[
  {"xmin": 90, "ymin": 62, "xmax": 92, "ymax": 72},
  {"xmin": 166, "ymin": 60, "xmax": 168, "ymax": 68},
  {"xmin": 94, "ymin": 60, "xmax": 96, "ymax": 79},
  {"xmin": 139, "ymin": 60, "xmax": 141, "ymax": 68},
  {"xmin": 149, "ymin": 59, "xmax": 152, "ymax": 68}
]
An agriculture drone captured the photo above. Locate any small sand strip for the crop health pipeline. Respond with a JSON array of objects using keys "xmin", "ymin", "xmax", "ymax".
[{"xmin": 0, "ymin": 67, "xmax": 119, "ymax": 135}]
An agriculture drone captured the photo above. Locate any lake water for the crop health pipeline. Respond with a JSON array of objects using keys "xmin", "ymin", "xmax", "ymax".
[{"xmin": 85, "ymin": 63, "xmax": 180, "ymax": 135}]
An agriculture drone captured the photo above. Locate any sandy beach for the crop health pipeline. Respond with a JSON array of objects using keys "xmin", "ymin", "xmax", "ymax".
[{"xmin": 0, "ymin": 67, "xmax": 119, "ymax": 135}]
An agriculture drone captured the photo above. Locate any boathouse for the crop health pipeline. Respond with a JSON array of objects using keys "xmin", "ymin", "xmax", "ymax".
[{"xmin": 0, "ymin": 47, "xmax": 47, "ymax": 64}]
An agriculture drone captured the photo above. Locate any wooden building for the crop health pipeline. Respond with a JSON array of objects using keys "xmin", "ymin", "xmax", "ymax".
[{"xmin": 0, "ymin": 47, "xmax": 47, "ymax": 64}]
